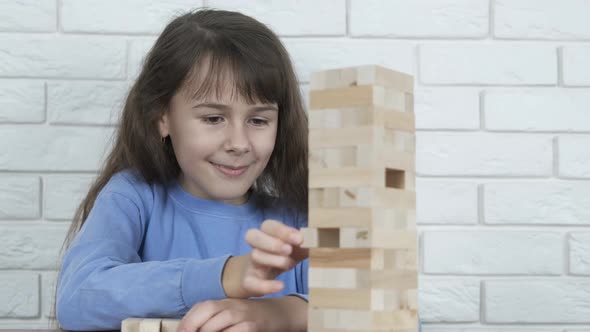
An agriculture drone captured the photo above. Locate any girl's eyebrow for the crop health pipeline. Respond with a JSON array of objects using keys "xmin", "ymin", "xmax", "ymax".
[{"xmin": 193, "ymin": 102, "xmax": 278, "ymax": 112}]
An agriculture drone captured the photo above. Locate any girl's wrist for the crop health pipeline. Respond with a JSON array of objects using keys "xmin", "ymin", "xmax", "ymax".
[{"xmin": 221, "ymin": 255, "xmax": 248, "ymax": 298}]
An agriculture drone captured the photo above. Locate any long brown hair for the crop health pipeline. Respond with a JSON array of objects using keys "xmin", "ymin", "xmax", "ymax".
[{"xmin": 50, "ymin": 8, "xmax": 308, "ymax": 328}]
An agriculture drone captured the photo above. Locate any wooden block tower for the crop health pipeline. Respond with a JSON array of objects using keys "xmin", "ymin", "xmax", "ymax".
[{"xmin": 301, "ymin": 65, "xmax": 418, "ymax": 332}]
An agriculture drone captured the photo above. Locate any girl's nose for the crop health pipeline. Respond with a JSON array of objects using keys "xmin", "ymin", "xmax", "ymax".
[{"xmin": 224, "ymin": 124, "xmax": 250, "ymax": 154}]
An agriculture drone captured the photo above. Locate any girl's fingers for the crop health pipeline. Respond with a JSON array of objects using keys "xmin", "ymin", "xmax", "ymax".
[
  {"xmin": 177, "ymin": 300, "xmax": 221, "ymax": 332},
  {"xmin": 251, "ymin": 248, "xmax": 296, "ymax": 271},
  {"xmin": 197, "ymin": 309, "xmax": 244, "ymax": 332},
  {"xmin": 245, "ymin": 229, "xmax": 292, "ymax": 255},
  {"xmin": 242, "ymin": 275, "xmax": 284, "ymax": 296},
  {"xmin": 222, "ymin": 321, "xmax": 257, "ymax": 332},
  {"xmin": 261, "ymin": 219, "xmax": 303, "ymax": 246}
]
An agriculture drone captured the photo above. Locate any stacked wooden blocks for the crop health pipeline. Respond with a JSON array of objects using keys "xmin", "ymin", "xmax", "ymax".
[{"xmin": 301, "ymin": 65, "xmax": 418, "ymax": 332}]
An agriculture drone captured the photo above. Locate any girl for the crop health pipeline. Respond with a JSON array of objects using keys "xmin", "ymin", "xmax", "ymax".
[{"xmin": 54, "ymin": 8, "xmax": 309, "ymax": 332}]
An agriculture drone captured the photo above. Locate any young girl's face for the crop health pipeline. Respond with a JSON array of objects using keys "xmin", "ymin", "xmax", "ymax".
[{"xmin": 159, "ymin": 71, "xmax": 279, "ymax": 206}]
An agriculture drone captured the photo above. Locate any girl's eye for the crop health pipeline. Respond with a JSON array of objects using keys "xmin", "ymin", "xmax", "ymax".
[
  {"xmin": 203, "ymin": 116, "xmax": 224, "ymax": 124},
  {"xmin": 250, "ymin": 118, "xmax": 268, "ymax": 126}
]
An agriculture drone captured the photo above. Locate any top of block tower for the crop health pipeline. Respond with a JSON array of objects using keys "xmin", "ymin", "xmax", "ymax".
[{"xmin": 310, "ymin": 65, "xmax": 414, "ymax": 93}]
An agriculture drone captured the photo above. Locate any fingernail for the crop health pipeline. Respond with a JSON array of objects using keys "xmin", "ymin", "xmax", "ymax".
[
  {"xmin": 281, "ymin": 244, "xmax": 292, "ymax": 255},
  {"xmin": 290, "ymin": 233, "xmax": 302, "ymax": 244}
]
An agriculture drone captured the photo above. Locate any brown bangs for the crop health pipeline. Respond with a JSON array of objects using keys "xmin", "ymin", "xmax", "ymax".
[{"xmin": 181, "ymin": 44, "xmax": 286, "ymax": 107}]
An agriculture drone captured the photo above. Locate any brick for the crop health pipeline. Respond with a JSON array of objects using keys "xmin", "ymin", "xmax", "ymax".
[
  {"xmin": 0, "ymin": 273, "xmax": 39, "ymax": 318},
  {"xmin": 41, "ymin": 272, "xmax": 58, "ymax": 318},
  {"xmin": 485, "ymin": 89, "xmax": 590, "ymax": 131},
  {"xmin": 0, "ymin": 80, "xmax": 45, "ymax": 123},
  {"xmin": 419, "ymin": 278, "xmax": 480, "ymax": 322},
  {"xmin": 485, "ymin": 182, "xmax": 590, "ymax": 225},
  {"xmin": 0, "ymin": 125, "xmax": 114, "ymax": 171},
  {"xmin": 416, "ymin": 180, "xmax": 478, "ymax": 225},
  {"xmin": 569, "ymin": 232, "xmax": 590, "ymax": 275},
  {"xmin": 0, "ymin": 176, "xmax": 40, "ymax": 219},
  {"xmin": 485, "ymin": 280, "xmax": 590, "ymax": 323},
  {"xmin": 417, "ymin": 133, "xmax": 553, "ymax": 176},
  {"xmin": 0, "ymin": 36, "xmax": 126, "ymax": 79},
  {"xmin": 419, "ymin": 44, "xmax": 557, "ymax": 85},
  {"xmin": 209, "ymin": 0, "xmax": 345, "ymax": 36},
  {"xmin": 0, "ymin": 225, "xmax": 68, "ymax": 269},
  {"xmin": 61, "ymin": 0, "xmax": 200, "ymax": 34},
  {"xmin": 0, "ymin": 0, "xmax": 56, "ymax": 32},
  {"xmin": 415, "ymin": 88, "xmax": 480, "ymax": 129},
  {"xmin": 559, "ymin": 135, "xmax": 590, "ymax": 178},
  {"xmin": 128, "ymin": 38, "xmax": 157, "ymax": 81},
  {"xmin": 47, "ymin": 81, "xmax": 128, "ymax": 125},
  {"xmin": 423, "ymin": 231, "xmax": 562, "ymax": 274},
  {"xmin": 495, "ymin": 0, "xmax": 590, "ymax": 39},
  {"xmin": 44, "ymin": 174, "xmax": 95, "ymax": 221},
  {"xmin": 350, "ymin": 0, "xmax": 488, "ymax": 38},
  {"xmin": 284, "ymin": 39, "xmax": 414, "ymax": 83},
  {"xmin": 563, "ymin": 46, "xmax": 590, "ymax": 86}
]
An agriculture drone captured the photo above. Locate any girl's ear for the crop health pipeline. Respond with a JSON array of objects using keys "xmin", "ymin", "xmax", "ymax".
[{"xmin": 158, "ymin": 112, "xmax": 170, "ymax": 138}]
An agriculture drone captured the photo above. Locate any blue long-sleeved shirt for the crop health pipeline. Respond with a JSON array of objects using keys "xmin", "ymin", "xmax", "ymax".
[
  {"xmin": 57, "ymin": 169, "xmax": 422, "ymax": 331},
  {"xmin": 56, "ymin": 170, "xmax": 309, "ymax": 330}
]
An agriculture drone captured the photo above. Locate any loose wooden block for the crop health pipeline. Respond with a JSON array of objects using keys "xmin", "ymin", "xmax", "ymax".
[
  {"xmin": 309, "ymin": 307, "xmax": 418, "ymax": 331},
  {"xmin": 310, "ymin": 85, "xmax": 411, "ymax": 111},
  {"xmin": 310, "ymin": 65, "xmax": 414, "ymax": 93},
  {"xmin": 309, "ymin": 288, "xmax": 417, "ymax": 311},
  {"xmin": 121, "ymin": 318, "xmax": 180, "ymax": 332},
  {"xmin": 308, "ymin": 267, "xmax": 417, "ymax": 290}
]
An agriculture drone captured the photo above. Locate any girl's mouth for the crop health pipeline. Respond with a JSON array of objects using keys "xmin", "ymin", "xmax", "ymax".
[{"xmin": 210, "ymin": 162, "xmax": 249, "ymax": 177}]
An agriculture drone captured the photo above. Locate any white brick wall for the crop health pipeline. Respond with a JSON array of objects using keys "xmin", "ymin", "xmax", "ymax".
[{"xmin": 0, "ymin": 0, "xmax": 589, "ymax": 330}]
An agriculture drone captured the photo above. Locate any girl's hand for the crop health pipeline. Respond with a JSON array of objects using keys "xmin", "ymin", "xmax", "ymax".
[
  {"xmin": 223, "ymin": 220, "xmax": 308, "ymax": 298},
  {"xmin": 177, "ymin": 298, "xmax": 269, "ymax": 332},
  {"xmin": 243, "ymin": 219, "xmax": 309, "ymax": 297},
  {"xmin": 177, "ymin": 296, "xmax": 307, "ymax": 332}
]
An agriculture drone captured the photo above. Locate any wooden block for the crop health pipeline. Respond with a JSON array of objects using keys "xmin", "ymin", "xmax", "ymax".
[
  {"xmin": 310, "ymin": 86, "xmax": 411, "ymax": 111},
  {"xmin": 308, "ymin": 187, "xmax": 415, "ymax": 209},
  {"xmin": 340, "ymin": 228, "xmax": 417, "ymax": 249},
  {"xmin": 161, "ymin": 319, "xmax": 181, "ymax": 332},
  {"xmin": 310, "ymin": 146, "xmax": 415, "ymax": 173},
  {"xmin": 310, "ymin": 65, "xmax": 413, "ymax": 93},
  {"xmin": 122, "ymin": 318, "xmax": 181, "ymax": 332},
  {"xmin": 310, "ymin": 288, "xmax": 417, "ymax": 311},
  {"xmin": 309, "ymin": 126, "xmax": 415, "ymax": 153},
  {"xmin": 309, "ymin": 307, "xmax": 418, "ymax": 331},
  {"xmin": 309, "ymin": 207, "xmax": 416, "ymax": 229},
  {"xmin": 309, "ymin": 106, "xmax": 415, "ymax": 132},
  {"xmin": 122, "ymin": 318, "xmax": 142, "ymax": 332},
  {"xmin": 309, "ymin": 267, "xmax": 417, "ymax": 290},
  {"xmin": 310, "ymin": 248, "xmax": 417, "ymax": 270},
  {"xmin": 309, "ymin": 248, "xmax": 417, "ymax": 269},
  {"xmin": 310, "ymin": 166, "xmax": 415, "ymax": 189},
  {"xmin": 140, "ymin": 319, "xmax": 162, "ymax": 332}
]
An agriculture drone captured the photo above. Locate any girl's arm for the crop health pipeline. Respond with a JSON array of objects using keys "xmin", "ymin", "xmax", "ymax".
[{"xmin": 57, "ymin": 189, "xmax": 229, "ymax": 330}]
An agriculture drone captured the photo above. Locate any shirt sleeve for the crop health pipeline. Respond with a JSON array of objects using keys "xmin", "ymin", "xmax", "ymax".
[{"xmin": 56, "ymin": 189, "xmax": 229, "ymax": 331}]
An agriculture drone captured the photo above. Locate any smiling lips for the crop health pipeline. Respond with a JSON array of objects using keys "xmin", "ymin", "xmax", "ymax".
[{"xmin": 211, "ymin": 162, "xmax": 249, "ymax": 177}]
